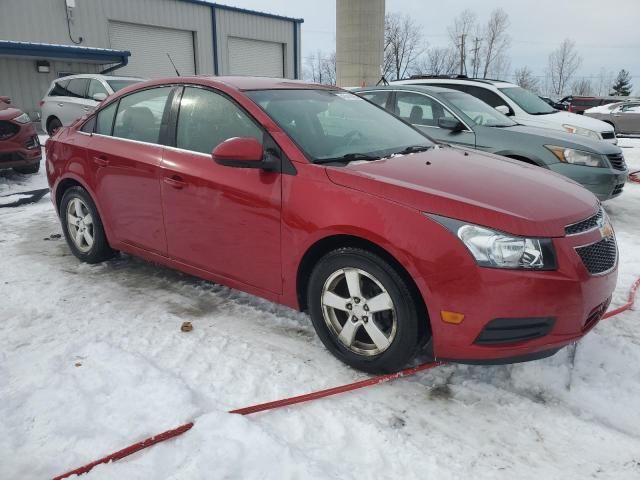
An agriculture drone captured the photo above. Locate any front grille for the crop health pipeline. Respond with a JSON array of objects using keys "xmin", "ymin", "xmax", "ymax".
[
  {"xmin": 612, "ymin": 183, "xmax": 624, "ymax": 197},
  {"xmin": 565, "ymin": 208, "xmax": 604, "ymax": 235},
  {"xmin": 0, "ymin": 152, "xmax": 20, "ymax": 163},
  {"xmin": 607, "ymin": 153, "xmax": 627, "ymax": 171},
  {"xmin": 475, "ymin": 317, "xmax": 555, "ymax": 345},
  {"xmin": 575, "ymin": 236, "xmax": 618, "ymax": 275},
  {"xmin": 601, "ymin": 131, "xmax": 615, "ymax": 140},
  {"xmin": 0, "ymin": 120, "xmax": 19, "ymax": 140}
]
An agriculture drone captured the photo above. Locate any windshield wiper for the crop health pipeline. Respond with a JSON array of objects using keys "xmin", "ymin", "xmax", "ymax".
[
  {"xmin": 315, "ymin": 153, "xmax": 381, "ymax": 164},
  {"xmin": 390, "ymin": 145, "xmax": 433, "ymax": 156}
]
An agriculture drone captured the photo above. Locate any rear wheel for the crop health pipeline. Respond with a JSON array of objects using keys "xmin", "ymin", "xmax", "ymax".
[
  {"xmin": 47, "ymin": 117, "xmax": 62, "ymax": 136},
  {"xmin": 308, "ymin": 248, "xmax": 423, "ymax": 373},
  {"xmin": 60, "ymin": 186, "xmax": 115, "ymax": 263},
  {"xmin": 14, "ymin": 162, "xmax": 40, "ymax": 174}
]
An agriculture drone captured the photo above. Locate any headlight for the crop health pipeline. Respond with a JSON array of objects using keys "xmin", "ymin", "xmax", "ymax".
[
  {"xmin": 562, "ymin": 124, "xmax": 601, "ymax": 140},
  {"xmin": 545, "ymin": 145, "xmax": 606, "ymax": 167},
  {"xmin": 427, "ymin": 214, "xmax": 557, "ymax": 270},
  {"xmin": 13, "ymin": 113, "xmax": 31, "ymax": 124}
]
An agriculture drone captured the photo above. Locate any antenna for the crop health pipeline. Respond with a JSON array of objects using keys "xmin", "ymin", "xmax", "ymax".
[{"xmin": 166, "ymin": 53, "xmax": 181, "ymax": 77}]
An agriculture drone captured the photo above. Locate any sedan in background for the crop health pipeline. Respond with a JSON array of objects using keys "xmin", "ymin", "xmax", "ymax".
[
  {"xmin": 356, "ymin": 85, "xmax": 628, "ymax": 200},
  {"xmin": 47, "ymin": 77, "xmax": 618, "ymax": 373},
  {"xmin": 585, "ymin": 100, "xmax": 640, "ymax": 135},
  {"xmin": 40, "ymin": 74, "xmax": 142, "ymax": 135},
  {"xmin": 0, "ymin": 97, "xmax": 41, "ymax": 174}
]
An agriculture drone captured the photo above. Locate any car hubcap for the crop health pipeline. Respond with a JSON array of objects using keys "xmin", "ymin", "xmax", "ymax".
[
  {"xmin": 321, "ymin": 267, "xmax": 397, "ymax": 356},
  {"xmin": 66, "ymin": 198, "xmax": 94, "ymax": 253}
]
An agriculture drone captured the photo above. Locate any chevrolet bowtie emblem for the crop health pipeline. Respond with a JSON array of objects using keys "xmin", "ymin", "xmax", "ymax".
[{"xmin": 600, "ymin": 222, "xmax": 614, "ymax": 239}]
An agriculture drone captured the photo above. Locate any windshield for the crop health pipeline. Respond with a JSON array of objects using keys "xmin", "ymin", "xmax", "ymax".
[
  {"xmin": 499, "ymin": 87, "xmax": 556, "ymax": 115},
  {"xmin": 441, "ymin": 91, "xmax": 516, "ymax": 127},
  {"xmin": 107, "ymin": 80, "xmax": 141, "ymax": 92},
  {"xmin": 246, "ymin": 89, "xmax": 433, "ymax": 162}
]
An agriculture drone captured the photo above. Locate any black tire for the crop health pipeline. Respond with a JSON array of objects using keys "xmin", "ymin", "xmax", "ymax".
[
  {"xmin": 47, "ymin": 117, "xmax": 62, "ymax": 136},
  {"xmin": 14, "ymin": 162, "xmax": 40, "ymax": 174},
  {"xmin": 60, "ymin": 186, "xmax": 115, "ymax": 264},
  {"xmin": 307, "ymin": 248, "xmax": 424, "ymax": 373}
]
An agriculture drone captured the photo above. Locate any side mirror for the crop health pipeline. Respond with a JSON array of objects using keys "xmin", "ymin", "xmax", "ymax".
[
  {"xmin": 212, "ymin": 137, "xmax": 270, "ymax": 169},
  {"xmin": 438, "ymin": 117, "xmax": 465, "ymax": 132},
  {"xmin": 495, "ymin": 105, "xmax": 511, "ymax": 116},
  {"xmin": 92, "ymin": 93, "xmax": 107, "ymax": 102}
]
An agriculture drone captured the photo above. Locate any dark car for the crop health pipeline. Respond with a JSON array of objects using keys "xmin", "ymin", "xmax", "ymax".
[
  {"xmin": 559, "ymin": 96, "xmax": 630, "ymax": 115},
  {"xmin": 46, "ymin": 76, "xmax": 617, "ymax": 373},
  {"xmin": 356, "ymin": 85, "xmax": 628, "ymax": 200},
  {"xmin": 0, "ymin": 97, "xmax": 41, "ymax": 174}
]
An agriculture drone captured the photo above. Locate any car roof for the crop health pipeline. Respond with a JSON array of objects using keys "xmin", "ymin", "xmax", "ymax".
[
  {"xmin": 116, "ymin": 75, "xmax": 338, "ymax": 92},
  {"xmin": 393, "ymin": 76, "xmax": 515, "ymax": 89},
  {"xmin": 55, "ymin": 73, "xmax": 143, "ymax": 82},
  {"xmin": 354, "ymin": 85, "xmax": 457, "ymax": 95}
]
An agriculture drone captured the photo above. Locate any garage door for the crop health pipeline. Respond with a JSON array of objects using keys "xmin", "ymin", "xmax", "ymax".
[
  {"xmin": 228, "ymin": 37, "xmax": 284, "ymax": 78},
  {"xmin": 109, "ymin": 22, "xmax": 195, "ymax": 79}
]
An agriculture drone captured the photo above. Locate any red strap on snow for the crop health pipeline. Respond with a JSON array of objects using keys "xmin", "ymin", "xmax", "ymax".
[{"xmin": 52, "ymin": 276, "xmax": 640, "ymax": 480}]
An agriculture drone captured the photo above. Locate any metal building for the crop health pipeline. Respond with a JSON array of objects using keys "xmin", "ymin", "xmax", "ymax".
[{"xmin": 0, "ymin": 0, "xmax": 303, "ymax": 116}]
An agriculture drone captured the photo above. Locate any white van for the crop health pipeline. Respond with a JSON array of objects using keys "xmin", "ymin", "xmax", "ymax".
[{"xmin": 392, "ymin": 77, "xmax": 617, "ymax": 144}]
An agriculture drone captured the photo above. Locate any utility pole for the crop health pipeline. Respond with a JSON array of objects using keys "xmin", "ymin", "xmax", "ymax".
[
  {"xmin": 471, "ymin": 37, "xmax": 482, "ymax": 78},
  {"xmin": 459, "ymin": 34, "xmax": 466, "ymax": 76}
]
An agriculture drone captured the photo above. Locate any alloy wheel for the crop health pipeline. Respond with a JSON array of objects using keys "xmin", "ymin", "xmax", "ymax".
[{"xmin": 66, "ymin": 197, "xmax": 94, "ymax": 253}]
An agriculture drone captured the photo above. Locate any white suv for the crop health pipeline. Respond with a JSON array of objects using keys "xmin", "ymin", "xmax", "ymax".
[
  {"xmin": 393, "ymin": 77, "xmax": 617, "ymax": 144},
  {"xmin": 40, "ymin": 74, "xmax": 142, "ymax": 135}
]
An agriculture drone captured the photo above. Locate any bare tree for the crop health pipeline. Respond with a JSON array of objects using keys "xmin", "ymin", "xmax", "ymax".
[
  {"xmin": 448, "ymin": 9, "xmax": 477, "ymax": 76},
  {"xmin": 383, "ymin": 13, "xmax": 425, "ymax": 81},
  {"xmin": 548, "ymin": 39, "xmax": 582, "ymax": 96},
  {"xmin": 514, "ymin": 66, "xmax": 540, "ymax": 92},
  {"xmin": 304, "ymin": 50, "xmax": 337, "ymax": 85},
  {"xmin": 321, "ymin": 51, "xmax": 337, "ymax": 86},
  {"xmin": 594, "ymin": 68, "xmax": 614, "ymax": 96},
  {"xmin": 412, "ymin": 46, "xmax": 457, "ymax": 76},
  {"xmin": 571, "ymin": 78, "xmax": 593, "ymax": 96},
  {"xmin": 481, "ymin": 8, "xmax": 510, "ymax": 78}
]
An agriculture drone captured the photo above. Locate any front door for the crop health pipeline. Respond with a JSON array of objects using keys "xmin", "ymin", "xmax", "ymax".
[
  {"xmin": 160, "ymin": 86, "xmax": 282, "ymax": 294},
  {"xmin": 394, "ymin": 91, "xmax": 476, "ymax": 148},
  {"xmin": 87, "ymin": 86, "xmax": 174, "ymax": 254}
]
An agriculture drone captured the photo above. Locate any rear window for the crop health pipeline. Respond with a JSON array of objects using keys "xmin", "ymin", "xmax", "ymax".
[
  {"xmin": 572, "ymin": 99, "xmax": 600, "ymax": 107},
  {"xmin": 66, "ymin": 78, "xmax": 89, "ymax": 98},
  {"xmin": 106, "ymin": 80, "xmax": 141, "ymax": 92},
  {"xmin": 49, "ymin": 79, "xmax": 70, "ymax": 97}
]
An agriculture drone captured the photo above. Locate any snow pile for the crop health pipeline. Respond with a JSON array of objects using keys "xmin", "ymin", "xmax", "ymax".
[{"xmin": 1, "ymin": 139, "xmax": 640, "ymax": 479}]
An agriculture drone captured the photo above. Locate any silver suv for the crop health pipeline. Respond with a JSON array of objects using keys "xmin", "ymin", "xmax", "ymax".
[{"xmin": 40, "ymin": 74, "xmax": 142, "ymax": 135}]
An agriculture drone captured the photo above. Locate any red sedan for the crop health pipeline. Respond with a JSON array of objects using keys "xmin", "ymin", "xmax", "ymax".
[
  {"xmin": 0, "ymin": 97, "xmax": 41, "ymax": 174},
  {"xmin": 46, "ymin": 77, "xmax": 618, "ymax": 373}
]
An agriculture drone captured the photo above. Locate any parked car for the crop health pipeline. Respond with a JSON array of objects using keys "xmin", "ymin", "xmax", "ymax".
[
  {"xmin": 557, "ymin": 96, "xmax": 629, "ymax": 115},
  {"xmin": 355, "ymin": 85, "xmax": 627, "ymax": 201},
  {"xmin": 46, "ymin": 77, "xmax": 618, "ymax": 373},
  {"xmin": 0, "ymin": 97, "xmax": 41, "ymax": 174},
  {"xmin": 40, "ymin": 74, "xmax": 142, "ymax": 135},
  {"xmin": 539, "ymin": 96, "xmax": 562, "ymax": 109},
  {"xmin": 393, "ymin": 76, "xmax": 618, "ymax": 144},
  {"xmin": 585, "ymin": 100, "xmax": 640, "ymax": 135}
]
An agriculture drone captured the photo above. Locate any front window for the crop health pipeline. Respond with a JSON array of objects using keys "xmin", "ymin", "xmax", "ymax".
[
  {"xmin": 441, "ymin": 91, "xmax": 516, "ymax": 127},
  {"xmin": 107, "ymin": 80, "xmax": 141, "ymax": 92},
  {"xmin": 499, "ymin": 87, "xmax": 556, "ymax": 115},
  {"xmin": 246, "ymin": 89, "xmax": 433, "ymax": 162}
]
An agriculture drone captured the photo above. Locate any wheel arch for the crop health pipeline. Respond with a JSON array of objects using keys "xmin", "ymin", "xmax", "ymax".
[{"xmin": 296, "ymin": 234, "xmax": 431, "ymax": 339}]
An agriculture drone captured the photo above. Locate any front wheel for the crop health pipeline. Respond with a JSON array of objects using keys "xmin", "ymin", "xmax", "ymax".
[
  {"xmin": 307, "ymin": 248, "xmax": 424, "ymax": 373},
  {"xmin": 60, "ymin": 186, "xmax": 115, "ymax": 264},
  {"xmin": 47, "ymin": 117, "xmax": 62, "ymax": 136}
]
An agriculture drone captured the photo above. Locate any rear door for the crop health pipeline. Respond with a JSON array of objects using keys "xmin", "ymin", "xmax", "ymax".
[
  {"xmin": 57, "ymin": 78, "xmax": 90, "ymax": 125},
  {"xmin": 87, "ymin": 86, "xmax": 175, "ymax": 254}
]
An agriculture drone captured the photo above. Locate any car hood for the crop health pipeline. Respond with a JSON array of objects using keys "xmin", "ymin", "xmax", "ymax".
[
  {"xmin": 502, "ymin": 125, "xmax": 621, "ymax": 154},
  {"xmin": 520, "ymin": 110, "xmax": 614, "ymax": 133},
  {"xmin": 325, "ymin": 147, "xmax": 598, "ymax": 238},
  {"xmin": 0, "ymin": 108, "xmax": 23, "ymax": 121}
]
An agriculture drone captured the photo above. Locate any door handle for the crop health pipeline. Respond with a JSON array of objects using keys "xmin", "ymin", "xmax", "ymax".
[
  {"xmin": 93, "ymin": 155, "xmax": 109, "ymax": 167},
  {"xmin": 163, "ymin": 176, "xmax": 187, "ymax": 189},
  {"xmin": 83, "ymin": 106, "xmax": 91, "ymax": 110},
  {"xmin": 57, "ymin": 103, "xmax": 65, "ymax": 107}
]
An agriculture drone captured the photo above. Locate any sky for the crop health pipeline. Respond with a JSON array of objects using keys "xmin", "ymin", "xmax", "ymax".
[{"xmin": 220, "ymin": 0, "xmax": 640, "ymax": 91}]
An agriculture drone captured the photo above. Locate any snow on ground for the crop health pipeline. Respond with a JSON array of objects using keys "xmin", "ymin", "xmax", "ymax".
[{"xmin": 1, "ymin": 138, "xmax": 640, "ymax": 480}]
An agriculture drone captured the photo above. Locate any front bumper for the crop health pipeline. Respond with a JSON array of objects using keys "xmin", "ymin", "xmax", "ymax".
[
  {"xmin": 425, "ymin": 224, "xmax": 618, "ymax": 363},
  {"xmin": 0, "ymin": 124, "xmax": 41, "ymax": 170},
  {"xmin": 548, "ymin": 163, "xmax": 628, "ymax": 201}
]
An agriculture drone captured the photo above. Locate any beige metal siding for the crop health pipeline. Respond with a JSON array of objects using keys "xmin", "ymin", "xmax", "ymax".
[
  {"xmin": 215, "ymin": 8, "xmax": 295, "ymax": 79},
  {"xmin": 109, "ymin": 22, "xmax": 196, "ymax": 78}
]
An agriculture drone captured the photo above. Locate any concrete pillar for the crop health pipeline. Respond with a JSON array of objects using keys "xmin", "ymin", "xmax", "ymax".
[{"xmin": 336, "ymin": 0, "xmax": 385, "ymax": 87}]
